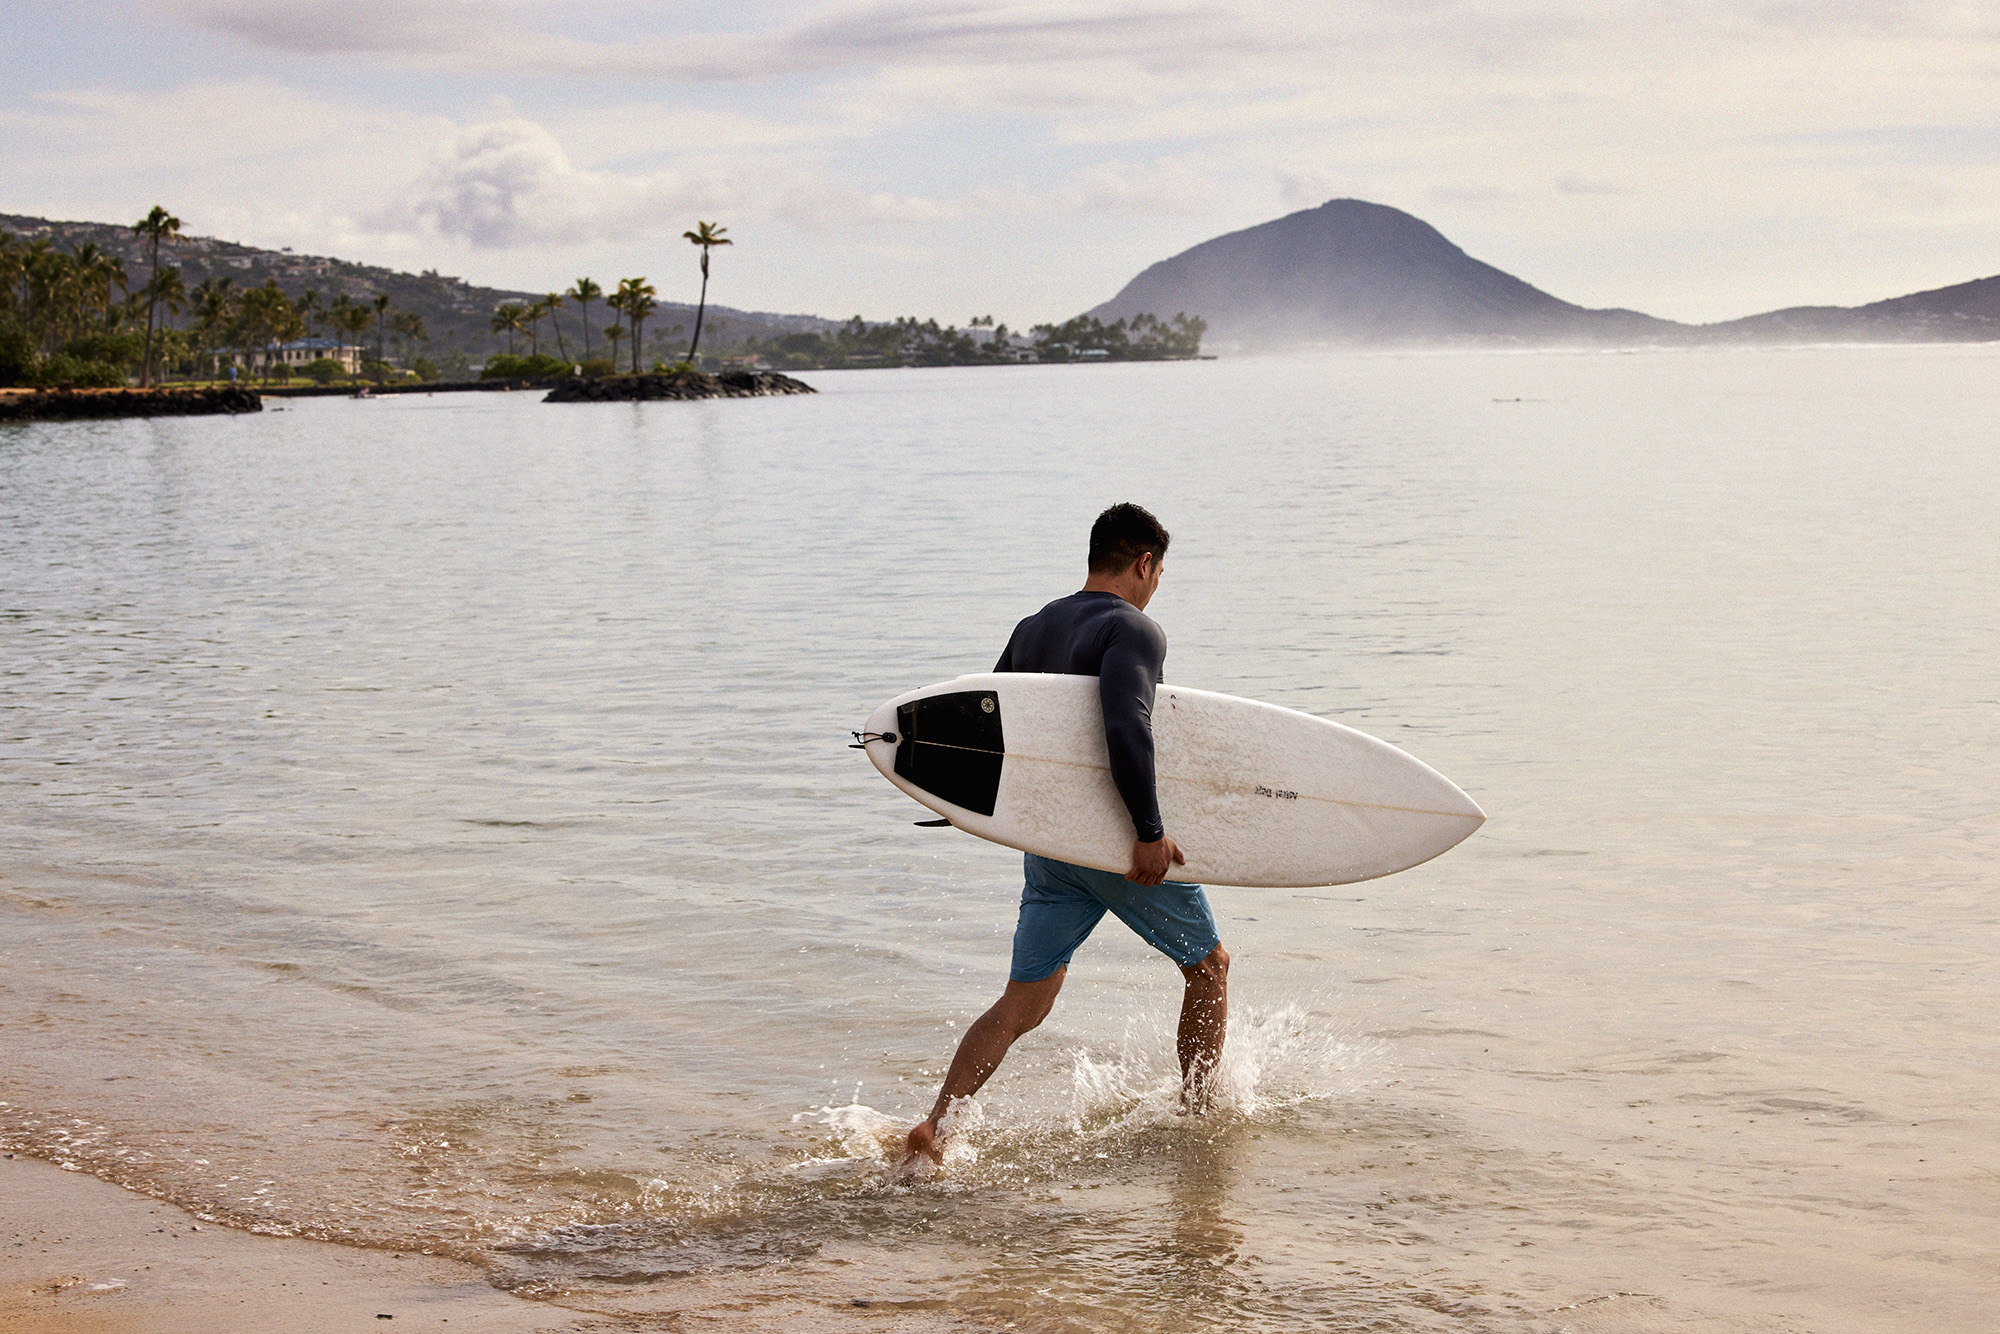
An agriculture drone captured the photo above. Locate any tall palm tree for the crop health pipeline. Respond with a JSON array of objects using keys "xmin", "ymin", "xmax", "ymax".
[
  {"xmin": 234, "ymin": 280, "xmax": 300, "ymax": 382},
  {"xmin": 146, "ymin": 265, "xmax": 187, "ymax": 377},
  {"xmin": 542, "ymin": 293, "xmax": 570, "ymax": 362},
  {"xmin": 190, "ymin": 276, "xmax": 235, "ymax": 377},
  {"xmin": 371, "ymin": 294, "xmax": 391, "ymax": 366},
  {"xmin": 295, "ymin": 288, "xmax": 322, "ymax": 340},
  {"xmin": 390, "ymin": 310, "xmax": 427, "ymax": 366},
  {"xmin": 131, "ymin": 205, "xmax": 181, "ymax": 385},
  {"xmin": 566, "ymin": 278, "xmax": 601, "ymax": 361},
  {"xmin": 522, "ymin": 299, "xmax": 543, "ymax": 355},
  {"xmin": 602, "ymin": 322, "xmax": 625, "ymax": 370},
  {"xmin": 489, "ymin": 303, "xmax": 526, "ymax": 355},
  {"xmin": 68, "ymin": 244, "xmax": 128, "ymax": 341},
  {"xmin": 682, "ymin": 221, "xmax": 732, "ymax": 363},
  {"xmin": 615, "ymin": 277, "xmax": 656, "ymax": 373}
]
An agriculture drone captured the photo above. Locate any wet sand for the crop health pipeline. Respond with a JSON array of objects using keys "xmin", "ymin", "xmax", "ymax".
[
  {"xmin": 0, "ymin": 1154, "xmax": 986, "ymax": 1333},
  {"xmin": 0, "ymin": 1154, "xmax": 586, "ymax": 1334}
]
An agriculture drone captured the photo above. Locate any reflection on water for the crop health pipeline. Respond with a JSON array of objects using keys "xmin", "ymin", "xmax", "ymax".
[{"xmin": 3, "ymin": 346, "xmax": 1999, "ymax": 1331}]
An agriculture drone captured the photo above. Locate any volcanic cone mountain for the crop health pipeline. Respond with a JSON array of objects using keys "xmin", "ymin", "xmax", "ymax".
[{"xmin": 1088, "ymin": 198, "xmax": 1685, "ymax": 348}]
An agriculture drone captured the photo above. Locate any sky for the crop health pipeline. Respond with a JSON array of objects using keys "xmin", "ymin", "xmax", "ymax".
[{"xmin": 5, "ymin": 0, "xmax": 1998, "ymax": 325}]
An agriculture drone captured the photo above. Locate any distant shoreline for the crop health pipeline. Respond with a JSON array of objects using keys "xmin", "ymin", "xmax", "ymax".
[{"xmin": 0, "ymin": 385, "xmax": 261, "ymax": 424}]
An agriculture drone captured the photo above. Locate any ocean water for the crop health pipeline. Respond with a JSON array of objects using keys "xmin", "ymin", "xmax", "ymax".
[{"xmin": 2, "ymin": 346, "xmax": 1996, "ymax": 1332}]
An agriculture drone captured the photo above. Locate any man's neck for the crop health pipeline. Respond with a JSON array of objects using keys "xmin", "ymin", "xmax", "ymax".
[{"xmin": 1081, "ymin": 564, "xmax": 1154, "ymax": 610}]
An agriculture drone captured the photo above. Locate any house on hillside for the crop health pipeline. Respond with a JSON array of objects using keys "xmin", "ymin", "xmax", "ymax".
[{"xmin": 219, "ymin": 337, "xmax": 363, "ymax": 376}]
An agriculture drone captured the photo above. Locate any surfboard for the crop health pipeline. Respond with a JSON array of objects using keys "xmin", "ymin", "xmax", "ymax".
[{"xmin": 855, "ymin": 673, "xmax": 1484, "ymax": 888}]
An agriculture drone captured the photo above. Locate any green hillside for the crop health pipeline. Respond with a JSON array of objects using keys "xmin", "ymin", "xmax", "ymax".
[{"xmin": 0, "ymin": 211, "xmax": 842, "ymax": 371}]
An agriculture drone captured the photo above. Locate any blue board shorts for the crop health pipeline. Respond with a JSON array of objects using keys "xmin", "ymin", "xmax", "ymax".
[{"xmin": 1010, "ymin": 853, "xmax": 1220, "ymax": 982}]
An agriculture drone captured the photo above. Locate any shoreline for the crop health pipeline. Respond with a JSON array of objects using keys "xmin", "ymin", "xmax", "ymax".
[
  {"xmin": 0, "ymin": 1153, "xmax": 587, "ymax": 1334},
  {"xmin": 0, "ymin": 1153, "xmax": 977, "ymax": 1333},
  {"xmin": 0, "ymin": 386, "xmax": 262, "ymax": 424}
]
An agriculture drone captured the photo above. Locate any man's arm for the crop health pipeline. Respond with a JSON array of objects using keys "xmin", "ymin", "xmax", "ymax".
[{"xmin": 1097, "ymin": 617, "xmax": 1183, "ymax": 883}]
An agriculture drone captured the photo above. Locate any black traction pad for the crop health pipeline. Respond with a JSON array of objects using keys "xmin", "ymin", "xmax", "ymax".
[{"xmin": 894, "ymin": 690, "xmax": 1004, "ymax": 817}]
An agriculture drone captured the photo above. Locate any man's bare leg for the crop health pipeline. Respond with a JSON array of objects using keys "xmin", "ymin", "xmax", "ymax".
[
  {"xmin": 905, "ymin": 970, "xmax": 1066, "ymax": 1164},
  {"xmin": 1177, "ymin": 944, "xmax": 1230, "ymax": 1111}
]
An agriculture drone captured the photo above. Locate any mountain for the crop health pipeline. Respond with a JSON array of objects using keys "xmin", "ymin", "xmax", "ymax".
[
  {"xmin": 1087, "ymin": 198, "xmax": 2000, "ymax": 349},
  {"xmin": 0, "ymin": 213, "xmax": 841, "ymax": 361},
  {"xmin": 1087, "ymin": 199, "xmax": 1685, "ymax": 348},
  {"xmin": 1700, "ymin": 273, "xmax": 2000, "ymax": 343}
]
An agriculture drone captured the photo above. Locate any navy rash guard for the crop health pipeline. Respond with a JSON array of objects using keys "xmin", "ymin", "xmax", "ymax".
[{"xmin": 993, "ymin": 591, "xmax": 1167, "ymax": 843}]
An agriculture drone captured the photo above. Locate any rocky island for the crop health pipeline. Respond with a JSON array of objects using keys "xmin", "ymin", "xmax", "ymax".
[
  {"xmin": 542, "ymin": 370, "xmax": 815, "ymax": 403},
  {"xmin": 0, "ymin": 385, "xmax": 262, "ymax": 424}
]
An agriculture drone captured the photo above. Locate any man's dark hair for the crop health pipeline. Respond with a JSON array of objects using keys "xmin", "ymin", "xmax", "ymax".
[{"xmin": 1087, "ymin": 503, "xmax": 1171, "ymax": 575}]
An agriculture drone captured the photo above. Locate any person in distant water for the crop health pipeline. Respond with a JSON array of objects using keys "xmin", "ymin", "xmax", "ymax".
[{"xmin": 905, "ymin": 503, "xmax": 1228, "ymax": 1166}]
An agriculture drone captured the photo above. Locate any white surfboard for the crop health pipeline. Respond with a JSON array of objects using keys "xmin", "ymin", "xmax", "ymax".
[{"xmin": 856, "ymin": 673, "xmax": 1484, "ymax": 888}]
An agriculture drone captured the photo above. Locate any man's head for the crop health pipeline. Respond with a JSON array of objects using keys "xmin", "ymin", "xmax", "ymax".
[
  {"xmin": 1088, "ymin": 503, "xmax": 1171, "ymax": 577},
  {"xmin": 1084, "ymin": 503, "xmax": 1170, "ymax": 610}
]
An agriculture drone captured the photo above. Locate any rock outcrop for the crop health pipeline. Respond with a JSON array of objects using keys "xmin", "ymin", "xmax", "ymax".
[
  {"xmin": 0, "ymin": 385, "xmax": 262, "ymax": 423},
  {"xmin": 542, "ymin": 371, "xmax": 815, "ymax": 403}
]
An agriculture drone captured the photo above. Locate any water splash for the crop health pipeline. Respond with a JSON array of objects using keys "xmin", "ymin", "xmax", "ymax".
[{"xmin": 798, "ymin": 1002, "xmax": 1385, "ymax": 1185}]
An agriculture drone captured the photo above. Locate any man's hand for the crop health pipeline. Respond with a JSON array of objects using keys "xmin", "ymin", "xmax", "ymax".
[{"xmin": 1126, "ymin": 835, "xmax": 1186, "ymax": 886}]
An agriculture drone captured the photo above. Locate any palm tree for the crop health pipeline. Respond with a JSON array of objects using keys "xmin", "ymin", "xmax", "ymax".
[
  {"xmin": 371, "ymin": 294, "xmax": 391, "ymax": 366},
  {"xmin": 602, "ymin": 321, "xmax": 625, "ymax": 371},
  {"xmin": 390, "ymin": 309, "xmax": 427, "ymax": 365},
  {"xmin": 615, "ymin": 277, "xmax": 656, "ymax": 373},
  {"xmin": 489, "ymin": 303, "xmax": 527, "ymax": 355},
  {"xmin": 337, "ymin": 302, "xmax": 371, "ymax": 373},
  {"xmin": 542, "ymin": 293, "xmax": 569, "ymax": 362},
  {"xmin": 566, "ymin": 278, "xmax": 601, "ymax": 361},
  {"xmin": 522, "ymin": 298, "xmax": 544, "ymax": 356},
  {"xmin": 190, "ymin": 276, "xmax": 235, "ymax": 377},
  {"xmin": 131, "ymin": 205, "xmax": 181, "ymax": 385},
  {"xmin": 682, "ymin": 221, "xmax": 732, "ymax": 363},
  {"xmin": 68, "ymin": 244, "xmax": 128, "ymax": 341},
  {"xmin": 234, "ymin": 280, "xmax": 300, "ymax": 382},
  {"xmin": 146, "ymin": 266, "xmax": 187, "ymax": 378},
  {"xmin": 295, "ymin": 288, "xmax": 322, "ymax": 340}
]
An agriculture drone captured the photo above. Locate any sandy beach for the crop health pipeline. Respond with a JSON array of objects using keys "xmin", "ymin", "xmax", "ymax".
[
  {"xmin": 1, "ymin": 1153, "xmax": 985, "ymax": 1333},
  {"xmin": 0, "ymin": 1154, "xmax": 589, "ymax": 1334}
]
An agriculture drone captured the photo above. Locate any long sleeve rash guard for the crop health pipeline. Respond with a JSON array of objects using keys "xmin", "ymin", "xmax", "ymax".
[{"xmin": 993, "ymin": 590, "xmax": 1168, "ymax": 843}]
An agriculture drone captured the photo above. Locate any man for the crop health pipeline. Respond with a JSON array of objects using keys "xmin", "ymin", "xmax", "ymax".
[{"xmin": 905, "ymin": 503, "xmax": 1229, "ymax": 1166}]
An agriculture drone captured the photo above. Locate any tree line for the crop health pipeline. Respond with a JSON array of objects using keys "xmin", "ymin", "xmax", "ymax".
[
  {"xmin": 1, "ymin": 207, "xmax": 429, "ymax": 388},
  {"xmin": 483, "ymin": 223, "xmax": 733, "ymax": 380},
  {"xmin": 733, "ymin": 311, "xmax": 1206, "ymax": 372},
  {"xmin": 4, "ymin": 206, "xmax": 1205, "ymax": 389}
]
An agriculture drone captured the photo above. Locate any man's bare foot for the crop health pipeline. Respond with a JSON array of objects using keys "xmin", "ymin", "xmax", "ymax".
[
  {"xmin": 903, "ymin": 1117, "xmax": 943, "ymax": 1166},
  {"xmin": 1179, "ymin": 1070, "xmax": 1216, "ymax": 1116}
]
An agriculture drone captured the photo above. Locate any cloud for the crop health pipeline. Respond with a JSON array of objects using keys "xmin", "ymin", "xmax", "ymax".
[
  {"xmin": 371, "ymin": 116, "xmax": 967, "ymax": 245},
  {"xmin": 146, "ymin": 0, "xmax": 2000, "ymax": 88},
  {"xmin": 153, "ymin": 0, "xmax": 516, "ymax": 55},
  {"xmin": 373, "ymin": 120, "xmax": 741, "ymax": 247}
]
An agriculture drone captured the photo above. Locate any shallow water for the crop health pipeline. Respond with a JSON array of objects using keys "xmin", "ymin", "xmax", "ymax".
[{"xmin": 3, "ymin": 347, "xmax": 1997, "ymax": 1331}]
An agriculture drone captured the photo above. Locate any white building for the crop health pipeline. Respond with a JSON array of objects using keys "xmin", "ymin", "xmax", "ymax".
[{"xmin": 222, "ymin": 337, "xmax": 363, "ymax": 376}]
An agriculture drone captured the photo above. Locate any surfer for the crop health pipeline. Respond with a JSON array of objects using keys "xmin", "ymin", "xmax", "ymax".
[{"xmin": 905, "ymin": 503, "xmax": 1228, "ymax": 1166}]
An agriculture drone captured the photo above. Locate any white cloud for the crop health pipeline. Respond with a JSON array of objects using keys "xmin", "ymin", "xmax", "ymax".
[
  {"xmin": 13, "ymin": 0, "xmax": 2000, "ymax": 322},
  {"xmin": 152, "ymin": 0, "xmax": 512, "ymax": 54},
  {"xmin": 143, "ymin": 0, "xmax": 2000, "ymax": 89},
  {"xmin": 373, "ymin": 119, "xmax": 737, "ymax": 247}
]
